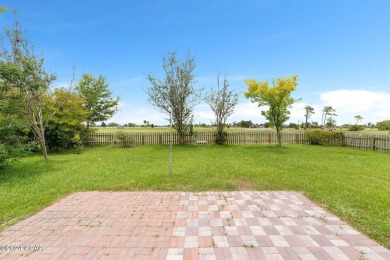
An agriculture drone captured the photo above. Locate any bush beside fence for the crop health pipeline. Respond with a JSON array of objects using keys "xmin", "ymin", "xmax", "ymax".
[{"xmin": 81, "ymin": 131, "xmax": 390, "ymax": 153}]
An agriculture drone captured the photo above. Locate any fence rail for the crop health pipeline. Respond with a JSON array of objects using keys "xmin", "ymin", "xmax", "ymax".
[
  {"xmin": 81, "ymin": 132, "xmax": 390, "ymax": 153},
  {"xmin": 343, "ymin": 134, "xmax": 390, "ymax": 152}
]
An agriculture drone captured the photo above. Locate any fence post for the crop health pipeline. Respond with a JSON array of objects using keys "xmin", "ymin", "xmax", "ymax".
[
  {"xmin": 370, "ymin": 136, "xmax": 376, "ymax": 151},
  {"xmin": 159, "ymin": 134, "xmax": 162, "ymax": 145},
  {"xmin": 268, "ymin": 133, "xmax": 272, "ymax": 144},
  {"xmin": 142, "ymin": 134, "xmax": 145, "ymax": 145}
]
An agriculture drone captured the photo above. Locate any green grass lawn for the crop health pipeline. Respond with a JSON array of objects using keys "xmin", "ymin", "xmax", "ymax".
[{"xmin": 1, "ymin": 144, "xmax": 389, "ymax": 248}]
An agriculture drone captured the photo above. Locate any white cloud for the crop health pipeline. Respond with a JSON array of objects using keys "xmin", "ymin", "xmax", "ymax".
[
  {"xmin": 283, "ymin": 90, "xmax": 390, "ymax": 125},
  {"xmin": 109, "ymin": 105, "xmax": 168, "ymax": 125},
  {"xmin": 318, "ymin": 90, "xmax": 390, "ymax": 124},
  {"xmin": 229, "ymin": 102, "xmax": 264, "ymax": 122},
  {"xmin": 52, "ymin": 80, "xmax": 74, "ymax": 89},
  {"xmin": 226, "ymin": 89, "xmax": 390, "ymax": 126},
  {"xmin": 320, "ymin": 90, "xmax": 390, "ymax": 112},
  {"xmin": 110, "ymin": 101, "xmax": 264, "ymax": 125},
  {"xmin": 109, "ymin": 89, "xmax": 390, "ymax": 126},
  {"xmin": 196, "ymin": 102, "xmax": 267, "ymax": 124}
]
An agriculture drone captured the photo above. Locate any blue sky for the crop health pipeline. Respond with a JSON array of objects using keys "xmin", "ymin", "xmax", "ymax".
[{"xmin": 1, "ymin": 0, "xmax": 390, "ymax": 126}]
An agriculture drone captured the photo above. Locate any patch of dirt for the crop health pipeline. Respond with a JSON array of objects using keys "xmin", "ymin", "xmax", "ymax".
[{"xmin": 227, "ymin": 179, "xmax": 255, "ymax": 190}]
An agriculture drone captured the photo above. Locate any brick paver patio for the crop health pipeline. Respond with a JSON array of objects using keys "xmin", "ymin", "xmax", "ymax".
[{"xmin": 0, "ymin": 191, "xmax": 389, "ymax": 259}]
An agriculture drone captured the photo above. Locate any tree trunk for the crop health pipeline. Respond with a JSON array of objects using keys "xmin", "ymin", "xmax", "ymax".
[
  {"xmin": 304, "ymin": 116, "xmax": 308, "ymax": 130},
  {"xmin": 276, "ymin": 128, "xmax": 282, "ymax": 148},
  {"xmin": 217, "ymin": 123, "xmax": 224, "ymax": 144},
  {"xmin": 39, "ymin": 138, "xmax": 48, "ymax": 160},
  {"xmin": 323, "ymin": 114, "xmax": 327, "ymax": 127},
  {"xmin": 178, "ymin": 131, "xmax": 184, "ymax": 145},
  {"xmin": 38, "ymin": 113, "xmax": 48, "ymax": 160}
]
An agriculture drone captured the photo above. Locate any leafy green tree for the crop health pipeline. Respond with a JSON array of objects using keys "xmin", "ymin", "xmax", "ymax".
[
  {"xmin": 0, "ymin": 88, "xmax": 28, "ymax": 142},
  {"xmin": 75, "ymin": 73, "xmax": 119, "ymax": 130},
  {"xmin": 244, "ymin": 75, "xmax": 300, "ymax": 147},
  {"xmin": 303, "ymin": 105, "xmax": 315, "ymax": 130},
  {"xmin": 326, "ymin": 117, "xmax": 336, "ymax": 128},
  {"xmin": 0, "ymin": 8, "xmax": 33, "ymax": 166},
  {"xmin": 376, "ymin": 120, "xmax": 390, "ymax": 131},
  {"xmin": 0, "ymin": 16, "xmax": 56, "ymax": 160},
  {"xmin": 43, "ymin": 88, "xmax": 89, "ymax": 128},
  {"xmin": 0, "ymin": 88, "xmax": 30, "ymax": 169},
  {"xmin": 43, "ymin": 88, "xmax": 89, "ymax": 151},
  {"xmin": 146, "ymin": 51, "xmax": 201, "ymax": 144},
  {"xmin": 205, "ymin": 74, "xmax": 239, "ymax": 144}
]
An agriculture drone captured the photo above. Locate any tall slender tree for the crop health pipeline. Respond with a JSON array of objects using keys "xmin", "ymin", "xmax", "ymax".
[
  {"xmin": 322, "ymin": 106, "xmax": 336, "ymax": 127},
  {"xmin": 354, "ymin": 115, "xmax": 363, "ymax": 125},
  {"xmin": 303, "ymin": 105, "xmax": 315, "ymax": 130}
]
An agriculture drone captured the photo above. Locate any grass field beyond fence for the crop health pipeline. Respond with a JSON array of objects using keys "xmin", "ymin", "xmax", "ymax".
[
  {"xmin": 84, "ymin": 131, "xmax": 390, "ymax": 153},
  {"xmin": 0, "ymin": 144, "xmax": 389, "ymax": 248}
]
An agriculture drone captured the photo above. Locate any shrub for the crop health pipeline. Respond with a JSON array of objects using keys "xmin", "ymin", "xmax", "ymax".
[
  {"xmin": 348, "ymin": 125, "xmax": 365, "ymax": 131},
  {"xmin": 214, "ymin": 131, "xmax": 228, "ymax": 145},
  {"xmin": 0, "ymin": 144, "xmax": 11, "ymax": 170},
  {"xmin": 44, "ymin": 121, "xmax": 85, "ymax": 152},
  {"xmin": 376, "ymin": 120, "xmax": 390, "ymax": 131},
  {"xmin": 306, "ymin": 130, "xmax": 344, "ymax": 146},
  {"xmin": 116, "ymin": 131, "xmax": 134, "ymax": 148},
  {"xmin": 45, "ymin": 121, "xmax": 72, "ymax": 152}
]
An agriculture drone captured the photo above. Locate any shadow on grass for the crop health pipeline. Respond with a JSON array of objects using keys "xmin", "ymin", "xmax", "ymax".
[{"xmin": 0, "ymin": 151, "xmax": 74, "ymax": 186}]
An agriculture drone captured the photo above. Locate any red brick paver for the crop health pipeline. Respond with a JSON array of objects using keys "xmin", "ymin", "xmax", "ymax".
[{"xmin": 0, "ymin": 191, "xmax": 389, "ymax": 259}]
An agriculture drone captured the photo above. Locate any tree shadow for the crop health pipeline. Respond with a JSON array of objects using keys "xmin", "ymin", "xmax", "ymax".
[{"xmin": 0, "ymin": 154, "xmax": 65, "ymax": 186}]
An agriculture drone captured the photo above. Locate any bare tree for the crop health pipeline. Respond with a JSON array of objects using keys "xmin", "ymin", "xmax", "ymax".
[
  {"xmin": 205, "ymin": 73, "xmax": 239, "ymax": 144},
  {"xmin": 146, "ymin": 51, "xmax": 201, "ymax": 144},
  {"xmin": 0, "ymin": 18, "xmax": 56, "ymax": 160}
]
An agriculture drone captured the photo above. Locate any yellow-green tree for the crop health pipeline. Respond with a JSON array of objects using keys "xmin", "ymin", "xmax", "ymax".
[
  {"xmin": 42, "ymin": 88, "xmax": 90, "ymax": 151},
  {"xmin": 244, "ymin": 75, "xmax": 300, "ymax": 147},
  {"xmin": 43, "ymin": 88, "xmax": 89, "ymax": 128}
]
